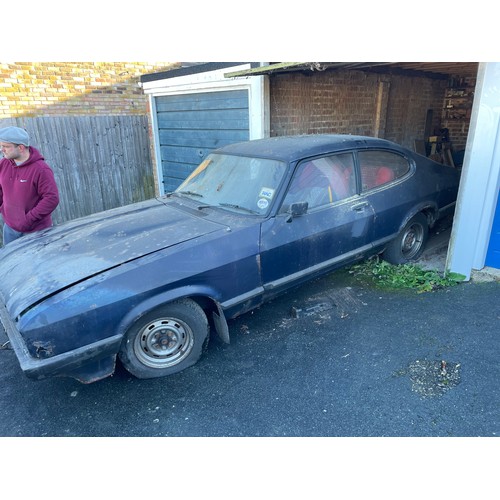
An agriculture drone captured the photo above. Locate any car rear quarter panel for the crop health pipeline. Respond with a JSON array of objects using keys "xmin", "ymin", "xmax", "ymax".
[{"xmin": 367, "ymin": 154, "xmax": 460, "ymax": 240}]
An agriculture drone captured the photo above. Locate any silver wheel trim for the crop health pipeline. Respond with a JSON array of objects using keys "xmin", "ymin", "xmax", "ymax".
[
  {"xmin": 133, "ymin": 316, "xmax": 195, "ymax": 369},
  {"xmin": 400, "ymin": 223, "xmax": 424, "ymax": 259}
]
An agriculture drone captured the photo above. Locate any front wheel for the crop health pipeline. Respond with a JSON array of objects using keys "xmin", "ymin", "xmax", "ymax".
[
  {"xmin": 382, "ymin": 213, "xmax": 429, "ymax": 264},
  {"xmin": 118, "ymin": 298, "xmax": 209, "ymax": 379}
]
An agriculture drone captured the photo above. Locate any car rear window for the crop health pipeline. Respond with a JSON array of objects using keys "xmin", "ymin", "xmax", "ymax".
[{"xmin": 358, "ymin": 150, "xmax": 410, "ymax": 191}]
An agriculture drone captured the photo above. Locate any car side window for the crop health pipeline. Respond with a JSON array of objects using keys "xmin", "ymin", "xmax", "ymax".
[
  {"xmin": 358, "ymin": 150, "xmax": 410, "ymax": 192},
  {"xmin": 282, "ymin": 153, "xmax": 356, "ymax": 212}
]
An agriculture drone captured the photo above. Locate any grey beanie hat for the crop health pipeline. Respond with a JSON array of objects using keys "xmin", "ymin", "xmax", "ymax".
[{"xmin": 0, "ymin": 126, "xmax": 30, "ymax": 146}]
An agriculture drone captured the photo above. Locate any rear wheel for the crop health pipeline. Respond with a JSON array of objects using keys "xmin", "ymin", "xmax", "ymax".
[
  {"xmin": 118, "ymin": 298, "xmax": 209, "ymax": 379},
  {"xmin": 383, "ymin": 213, "xmax": 428, "ymax": 264}
]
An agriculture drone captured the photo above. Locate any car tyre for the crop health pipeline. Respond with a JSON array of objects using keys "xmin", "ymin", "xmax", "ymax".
[
  {"xmin": 118, "ymin": 298, "xmax": 209, "ymax": 379},
  {"xmin": 382, "ymin": 213, "xmax": 429, "ymax": 264}
]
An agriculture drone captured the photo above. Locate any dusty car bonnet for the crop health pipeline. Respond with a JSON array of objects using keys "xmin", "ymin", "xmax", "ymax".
[{"xmin": 0, "ymin": 198, "xmax": 227, "ymax": 318}]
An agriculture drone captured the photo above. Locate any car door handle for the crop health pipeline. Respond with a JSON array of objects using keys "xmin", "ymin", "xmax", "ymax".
[{"xmin": 352, "ymin": 202, "xmax": 369, "ymax": 212}]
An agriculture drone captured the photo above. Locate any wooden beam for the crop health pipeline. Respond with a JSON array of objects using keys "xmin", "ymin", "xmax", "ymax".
[{"xmin": 373, "ymin": 80, "xmax": 390, "ymax": 137}]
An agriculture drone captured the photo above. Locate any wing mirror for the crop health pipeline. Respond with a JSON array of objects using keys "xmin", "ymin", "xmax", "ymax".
[{"xmin": 286, "ymin": 202, "xmax": 308, "ymax": 222}]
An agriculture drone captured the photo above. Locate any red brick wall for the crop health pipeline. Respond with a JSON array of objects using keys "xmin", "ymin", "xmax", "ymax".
[
  {"xmin": 269, "ymin": 69, "xmax": 471, "ymax": 151},
  {"xmin": 270, "ymin": 70, "xmax": 377, "ymax": 137},
  {"xmin": 383, "ymin": 74, "xmax": 447, "ymax": 146}
]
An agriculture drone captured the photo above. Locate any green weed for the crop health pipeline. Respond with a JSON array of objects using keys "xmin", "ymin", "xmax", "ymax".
[{"xmin": 349, "ymin": 257, "xmax": 466, "ymax": 293}]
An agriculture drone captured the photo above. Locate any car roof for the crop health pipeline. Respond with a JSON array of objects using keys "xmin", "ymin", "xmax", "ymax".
[{"xmin": 215, "ymin": 134, "xmax": 402, "ymax": 162}]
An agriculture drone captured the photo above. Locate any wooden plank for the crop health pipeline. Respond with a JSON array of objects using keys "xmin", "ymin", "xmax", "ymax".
[{"xmin": 424, "ymin": 109, "xmax": 433, "ymax": 138}]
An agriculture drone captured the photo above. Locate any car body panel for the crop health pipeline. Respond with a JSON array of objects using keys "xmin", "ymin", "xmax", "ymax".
[
  {"xmin": 7, "ymin": 218, "xmax": 263, "ymax": 354},
  {"xmin": 0, "ymin": 134, "xmax": 461, "ymax": 383},
  {"xmin": 260, "ymin": 195, "xmax": 376, "ymax": 292},
  {"xmin": 0, "ymin": 198, "xmax": 234, "ymax": 317}
]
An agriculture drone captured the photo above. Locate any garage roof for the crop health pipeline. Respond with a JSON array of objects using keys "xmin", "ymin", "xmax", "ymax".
[
  {"xmin": 140, "ymin": 62, "xmax": 259, "ymax": 83},
  {"xmin": 140, "ymin": 62, "xmax": 479, "ymax": 84},
  {"xmin": 224, "ymin": 62, "xmax": 479, "ymax": 79}
]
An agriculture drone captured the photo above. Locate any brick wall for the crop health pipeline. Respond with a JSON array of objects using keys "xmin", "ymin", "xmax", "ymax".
[
  {"xmin": 270, "ymin": 71, "xmax": 378, "ymax": 137},
  {"xmin": 0, "ymin": 62, "xmax": 177, "ymax": 117},
  {"xmin": 383, "ymin": 74, "xmax": 447, "ymax": 146},
  {"xmin": 269, "ymin": 69, "xmax": 471, "ymax": 151}
]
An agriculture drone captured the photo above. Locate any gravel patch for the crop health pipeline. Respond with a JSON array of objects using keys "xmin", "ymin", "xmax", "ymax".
[{"xmin": 395, "ymin": 359, "xmax": 462, "ymax": 398}]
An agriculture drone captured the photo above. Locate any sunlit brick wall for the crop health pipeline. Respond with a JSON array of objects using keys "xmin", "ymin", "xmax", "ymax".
[{"xmin": 0, "ymin": 62, "xmax": 178, "ymax": 117}]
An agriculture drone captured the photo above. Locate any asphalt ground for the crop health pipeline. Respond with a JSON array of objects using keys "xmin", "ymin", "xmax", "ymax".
[
  {"xmin": 1, "ymin": 260, "xmax": 498, "ymax": 498},
  {"xmin": 0, "ymin": 273, "xmax": 500, "ymax": 498}
]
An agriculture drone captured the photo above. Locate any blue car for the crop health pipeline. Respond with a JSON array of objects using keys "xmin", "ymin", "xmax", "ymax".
[{"xmin": 0, "ymin": 135, "xmax": 460, "ymax": 383}]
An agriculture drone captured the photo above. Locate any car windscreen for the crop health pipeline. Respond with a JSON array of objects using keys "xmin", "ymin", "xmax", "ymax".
[{"xmin": 175, "ymin": 153, "xmax": 287, "ymax": 215}]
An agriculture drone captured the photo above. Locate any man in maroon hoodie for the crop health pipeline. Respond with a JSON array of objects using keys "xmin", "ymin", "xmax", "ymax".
[{"xmin": 0, "ymin": 126, "xmax": 60, "ymax": 245}]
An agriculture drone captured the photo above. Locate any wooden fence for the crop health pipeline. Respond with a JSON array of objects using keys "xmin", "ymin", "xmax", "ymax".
[{"xmin": 0, "ymin": 115, "xmax": 156, "ymax": 243}]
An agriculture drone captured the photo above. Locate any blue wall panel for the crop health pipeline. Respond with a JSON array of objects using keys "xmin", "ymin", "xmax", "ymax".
[{"xmin": 485, "ymin": 189, "xmax": 500, "ymax": 268}]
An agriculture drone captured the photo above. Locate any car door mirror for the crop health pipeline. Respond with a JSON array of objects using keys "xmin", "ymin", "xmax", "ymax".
[
  {"xmin": 286, "ymin": 202, "xmax": 309, "ymax": 222},
  {"xmin": 291, "ymin": 202, "xmax": 308, "ymax": 216}
]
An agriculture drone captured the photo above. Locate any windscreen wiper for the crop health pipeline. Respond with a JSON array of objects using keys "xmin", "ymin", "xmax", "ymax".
[
  {"xmin": 218, "ymin": 203, "xmax": 259, "ymax": 215},
  {"xmin": 176, "ymin": 190, "xmax": 204, "ymax": 198}
]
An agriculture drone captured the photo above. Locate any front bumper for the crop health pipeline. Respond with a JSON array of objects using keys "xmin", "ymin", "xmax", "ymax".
[{"xmin": 0, "ymin": 302, "xmax": 122, "ymax": 383}]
